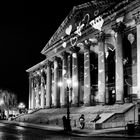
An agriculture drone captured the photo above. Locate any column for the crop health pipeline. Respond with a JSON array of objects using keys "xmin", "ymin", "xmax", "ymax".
[
  {"xmin": 61, "ymin": 52, "xmax": 68, "ymax": 107},
  {"xmin": 71, "ymin": 48, "xmax": 79, "ymax": 106},
  {"xmin": 67, "ymin": 53, "xmax": 72, "ymax": 105},
  {"xmin": 83, "ymin": 44, "xmax": 91, "ymax": 106},
  {"xmin": 28, "ymin": 73, "xmax": 32, "ymax": 109},
  {"xmin": 31, "ymin": 79, "xmax": 35, "ymax": 109},
  {"xmin": 36, "ymin": 83, "xmax": 39, "ymax": 108},
  {"xmin": 40, "ymin": 72, "xmax": 45, "ymax": 108},
  {"xmin": 53, "ymin": 57, "xmax": 60, "ymax": 107},
  {"xmin": 113, "ymin": 22, "xmax": 125, "ymax": 103},
  {"xmin": 46, "ymin": 60, "xmax": 52, "ymax": 108},
  {"xmin": 97, "ymin": 36, "xmax": 106, "ymax": 104},
  {"xmin": 136, "ymin": 14, "xmax": 140, "ymax": 98}
]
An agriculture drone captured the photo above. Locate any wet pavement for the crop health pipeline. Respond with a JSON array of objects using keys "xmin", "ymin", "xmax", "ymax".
[{"xmin": 0, "ymin": 120, "xmax": 140, "ymax": 139}]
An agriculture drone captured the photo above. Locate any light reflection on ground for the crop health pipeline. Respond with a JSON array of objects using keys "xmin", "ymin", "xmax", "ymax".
[{"xmin": 0, "ymin": 122, "xmax": 133, "ymax": 140}]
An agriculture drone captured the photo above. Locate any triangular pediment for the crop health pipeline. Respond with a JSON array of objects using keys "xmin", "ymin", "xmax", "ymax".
[{"xmin": 41, "ymin": 0, "xmax": 127, "ymax": 54}]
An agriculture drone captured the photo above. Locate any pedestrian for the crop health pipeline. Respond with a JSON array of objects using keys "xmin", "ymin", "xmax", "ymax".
[
  {"xmin": 79, "ymin": 114, "xmax": 85, "ymax": 129},
  {"xmin": 62, "ymin": 115, "xmax": 67, "ymax": 131},
  {"xmin": 91, "ymin": 114, "xmax": 101, "ymax": 123},
  {"xmin": 91, "ymin": 114, "xmax": 101, "ymax": 129}
]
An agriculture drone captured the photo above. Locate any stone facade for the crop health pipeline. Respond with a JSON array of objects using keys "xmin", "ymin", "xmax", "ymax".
[{"xmin": 26, "ymin": 0, "xmax": 140, "ymax": 110}]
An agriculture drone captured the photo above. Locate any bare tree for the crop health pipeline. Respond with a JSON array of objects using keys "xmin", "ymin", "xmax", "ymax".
[{"xmin": 0, "ymin": 89, "xmax": 17, "ymax": 112}]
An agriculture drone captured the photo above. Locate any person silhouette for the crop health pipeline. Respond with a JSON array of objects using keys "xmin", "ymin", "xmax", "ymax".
[{"xmin": 62, "ymin": 115, "xmax": 67, "ymax": 131}]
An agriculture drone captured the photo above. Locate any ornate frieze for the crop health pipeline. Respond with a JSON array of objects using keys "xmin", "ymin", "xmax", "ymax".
[
  {"xmin": 133, "ymin": 11, "xmax": 140, "ymax": 25},
  {"xmin": 112, "ymin": 22, "xmax": 126, "ymax": 34}
]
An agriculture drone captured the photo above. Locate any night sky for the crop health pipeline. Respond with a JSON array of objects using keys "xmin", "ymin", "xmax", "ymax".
[{"xmin": 0, "ymin": 1, "xmax": 90, "ymax": 107}]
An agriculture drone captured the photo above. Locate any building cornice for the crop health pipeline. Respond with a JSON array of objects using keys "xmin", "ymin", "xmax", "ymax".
[{"xmin": 26, "ymin": 60, "xmax": 47, "ymax": 73}]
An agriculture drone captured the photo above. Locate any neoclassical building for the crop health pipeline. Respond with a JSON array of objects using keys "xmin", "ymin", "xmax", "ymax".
[{"xmin": 27, "ymin": 0, "xmax": 140, "ymax": 110}]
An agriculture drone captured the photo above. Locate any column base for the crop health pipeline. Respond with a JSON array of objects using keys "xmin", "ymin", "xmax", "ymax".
[
  {"xmin": 45, "ymin": 106, "xmax": 52, "ymax": 109},
  {"xmin": 71, "ymin": 103, "xmax": 79, "ymax": 107},
  {"xmin": 61, "ymin": 105, "xmax": 67, "ymax": 108},
  {"xmin": 116, "ymin": 100, "xmax": 124, "ymax": 104},
  {"xmin": 83, "ymin": 103, "xmax": 91, "ymax": 107}
]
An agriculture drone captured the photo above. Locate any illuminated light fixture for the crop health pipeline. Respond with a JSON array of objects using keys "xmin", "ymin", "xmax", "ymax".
[
  {"xmin": 37, "ymin": 71, "xmax": 40, "ymax": 75},
  {"xmin": 67, "ymin": 79, "xmax": 71, "ymax": 86},
  {"xmin": 116, "ymin": 16, "xmax": 124, "ymax": 23},
  {"xmin": 54, "ymin": 48, "xmax": 57, "ymax": 53},
  {"xmin": 18, "ymin": 102, "xmax": 25, "ymax": 109},
  {"xmin": 58, "ymin": 81, "xmax": 63, "ymax": 87},
  {"xmin": 74, "ymin": 23, "xmax": 84, "ymax": 36},
  {"xmin": 77, "ymin": 42, "xmax": 84, "ymax": 48},
  {"xmin": 89, "ymin": 38, "xmax": 97, "ymax": 43},
  {"xmin": 62, "ymin": 42, "xmax": 67, "ymax": 48},
  {"xmin": 90, "ymin": 16, "xmax": 104, "ymax": 31},
  {"xmin": 65, "ymin": 24, "xmax": 72, "ymax": 35},
  {"xmin": 62, "ymin": 69, "xmax": 66, "ymax": 75},
  {"xmin": 61, "ymin": 36, "xmax": 64, "ymax": 40},
  {"xmin": 85, "ymin": 85, "xmax": 89, "ymax": 88},
  {"xmin": 99, "ymin": 69, "xmax": 104, "ymax": 73},
  {"xmin": 82, "ymin": 13, "xmax": 90, "ymax": 26},
  {"xmin": 0, "ymin": 99, "xmax": 4, "ymax": 105},
  {"xmin": 70, "ymin": 37, "xmax": 77, "ymax": 46},
  {"xmin": 112, "ymin": 89, "xmax": 115, "ymax": 93},
  {"xmin": 105, "ymin": 51, "xmax": 109, "ymax": 58},
  {"xmin": 54, "ymin": 61, "xmax": 58, "ymax": 69},
  {"xmin": 73, "ymin": 82, "xmax": 78, "ymax": 87},
  {"xmin": 72, "ymin": 53, "xmax": 77, "ymax": 58},
  {"xmin": 72, "ymin": 76, "xmax": 78, "ymax": 87}
]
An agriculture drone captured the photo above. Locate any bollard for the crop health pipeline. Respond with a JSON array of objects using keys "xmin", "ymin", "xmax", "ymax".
[
  {"xmin": 56, "ymin": 119, "xmax": 58, "ymax": 125},
  {"xmin": 74, "ymin": 120, "xmax": 76, "ymax": 127},
  {"xmin": 127, "ymin": 121, "xmax": 135, "ymax": 135}
]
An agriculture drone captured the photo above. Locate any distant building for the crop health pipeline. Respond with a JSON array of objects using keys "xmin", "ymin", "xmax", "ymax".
[{"xmin": 26, "ymin": 0, "xmax": 140, "ymax": 127}]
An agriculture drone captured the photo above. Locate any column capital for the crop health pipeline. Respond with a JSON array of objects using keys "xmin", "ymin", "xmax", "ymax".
[
  {"xmin": 61, "ymin": 51, "xmax": 69, "ymax": 59},
  {"xmin": 45, "ymin": 60, "xmax": 52, "ymax": 67},
  {"xmin": 29, "ymin": 72, "xmax": 33, "ymax": 79},
  {"xmin": 111, "ymin": 22, "xmax": 126, "ymax": 34},
  {"xmin": 69, "ymin": 46, "xmax": 80, "ymax": 53},
  {"xmin": 97, "ymin": 31, "xmax": 106, "ymax": 42},
  {"xmin": 53, "ymin": 56, "xmax": 61, "ymax": 62},
  {"xmin": 133, "ymin": 11, "xmax": 140, "ymax": 25},
  {"xmin": 83, "ymin": 40, "xmax": 91, "ymax": 51}
]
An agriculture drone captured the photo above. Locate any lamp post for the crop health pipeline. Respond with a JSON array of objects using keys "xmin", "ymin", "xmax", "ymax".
[
  {"xmin": 58, "ymin": 78, "xmax": 72, "ymax": 132},
  {"xmin": 66, "ymin": 79, "xmax": 72, "ymax": 132}
]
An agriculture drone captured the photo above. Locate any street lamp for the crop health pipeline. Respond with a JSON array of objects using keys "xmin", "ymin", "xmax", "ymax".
[
  {"xmin": 0, "ymin": 99, "xmax": 4, "ymax": 106},
  {"xmin": 18, "ymin": 102, "xmax": 25, "ymax": 114},
  {"xmin": 58, "ymin": 79, "xmax": 72, "ymax": 132}
]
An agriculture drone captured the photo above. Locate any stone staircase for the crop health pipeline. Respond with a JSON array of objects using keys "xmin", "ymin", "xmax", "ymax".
[{"xmin": 15, "ymin": 103, "xmax": 135, "ymax": 129}]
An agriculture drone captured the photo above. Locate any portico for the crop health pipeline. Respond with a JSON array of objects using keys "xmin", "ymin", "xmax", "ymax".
[{"xmin": 27, "ymin": 0, "xmax": 140, "ymax": 110}]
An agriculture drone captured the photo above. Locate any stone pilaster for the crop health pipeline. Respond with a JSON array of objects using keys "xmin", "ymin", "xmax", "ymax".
[
  {"xmin": 135, "ymin": 12, "xmax": 140, "ymax": 98},
  {"xmin": 31, "ymin": 79, "xmax": 35, "ymax": 109},
  {"xmin": 67, "ymin": 53, "xmax": 72, "ymax": 105},
  {"xmin": 28, "ymin": 73, "xmax": 32, "ymax": 109},
  {"xmin": 40, "ymin": 71, "xmax": 45, "ymax": 108},
  {"xmin": 46, "ymin": 61, "xmax": 52, "ymax": 108},
  {"xmin": 113, "ymin": 22, "xmax": 125, "ymax": 103},
  {"xmin": 83, "ymin": 44, "xmax": 91, "ymax": 106},
  {"xmin": 53, "ymin": 57, "xmax": 60, "ymax": 107},
  {"xmin": 71, "ymin": 47, "xmax": 79, "ymax": 106},
  {"xmin": 97, "ymin": 33, "xmax": 106, "ymax": 104},
  {"xmin": 36, "ymin": 83, "xmax": 39, "ymax": 108}
]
